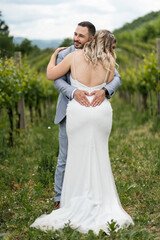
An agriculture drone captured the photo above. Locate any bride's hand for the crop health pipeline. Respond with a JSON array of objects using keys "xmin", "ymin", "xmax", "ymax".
[
  {"xmin": 90, "ymin": 89, "xmax": 106, "ymax": 107},
  {"xmin": 54, "ymin": 47, "xmax": 68, "ymax": 56},
  {"xmin": 74, "ymin": 89, "xmax": 90, "ymax": 107}
]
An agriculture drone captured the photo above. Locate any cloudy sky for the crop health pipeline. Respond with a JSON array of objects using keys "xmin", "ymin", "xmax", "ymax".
[{"xmin": 0, "ymin": 0, "xmax": 159, "ymax": 40}]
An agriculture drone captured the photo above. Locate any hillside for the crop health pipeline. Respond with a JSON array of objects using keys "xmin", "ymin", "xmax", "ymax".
[
  {"xmin": 27, "ymin": 10, "xmax": 160, "ymax": 72},
  {"xmin": 27, "ymin": 48, "xmax": 52, "ymax": 72},
  {"xmin": 114, "ymin": 11, "xmax": 160, "ymax": 33},
  {"xmin": 113, "ymin": 11, "xmax": 160, "ymax": 68}
]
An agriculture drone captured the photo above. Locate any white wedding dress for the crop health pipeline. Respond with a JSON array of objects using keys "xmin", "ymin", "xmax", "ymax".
[{"xmin": 30, "ymin": 75, "xmax": 134, "ymax": 234}]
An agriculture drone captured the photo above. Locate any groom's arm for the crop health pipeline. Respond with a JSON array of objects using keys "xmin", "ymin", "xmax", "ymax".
[{"xmin": 104, "ymin": 69, "xmax": 121, "ymax": 99}]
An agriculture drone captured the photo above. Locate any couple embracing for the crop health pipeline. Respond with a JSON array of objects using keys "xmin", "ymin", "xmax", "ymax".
[{"xmin": 31, "ymin": 21, "xmax": 134, "ymax": 235}]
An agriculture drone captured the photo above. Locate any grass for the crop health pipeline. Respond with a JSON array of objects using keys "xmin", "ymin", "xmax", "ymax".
[{"xmin": 0, "ymin": 94, "xmax": 159, "ymax": 239}]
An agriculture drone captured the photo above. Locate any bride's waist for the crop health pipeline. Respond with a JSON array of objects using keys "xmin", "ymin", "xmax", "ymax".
[
  {"xmin": 70, "ymin": 76, "xmax": 106, "ymax": 91},
  {"xmin": 70, "ymin": 96, "xmax": 109, "ymax": 104},
  {"xmin": 77, "ymin": 86, "xmax": 104, "ymax": 94},
  {"xmin": 67, "ymin": 97, "xmax": 112, "ymax": 114}
]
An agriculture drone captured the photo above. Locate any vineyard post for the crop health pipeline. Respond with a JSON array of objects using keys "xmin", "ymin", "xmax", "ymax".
[
  {"xmin": 14, "ymin": 52, "xmax": 27, "ymax": 130},
  {"xmin": 157, "ymin": 39, "xmax": 160, "ymax": 116},
  {"xmin": 136, "ymin": 57, "xmax": 141, "ymax": 112}
]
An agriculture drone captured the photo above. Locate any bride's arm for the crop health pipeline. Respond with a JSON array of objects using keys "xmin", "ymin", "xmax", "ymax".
[{"xmin": 47, "ymin": 48, "xmax": 73, "ymax": 81}]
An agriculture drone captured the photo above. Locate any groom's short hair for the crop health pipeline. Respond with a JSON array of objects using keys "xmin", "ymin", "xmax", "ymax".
[{"xmin": 78, "ymin": 21, "xmax": 96, "ymax": 37}]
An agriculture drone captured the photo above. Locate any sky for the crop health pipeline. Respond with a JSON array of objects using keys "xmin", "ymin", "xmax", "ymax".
[{"xmin": 0, "ymin": 0, "xmax": 160, "ymax": 40}]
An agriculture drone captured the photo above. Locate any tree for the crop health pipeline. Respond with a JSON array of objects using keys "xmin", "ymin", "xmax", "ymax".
[
  {"xmin": 141, "ymin": 24, "xmax": 157, "ymax": 42},
  {"xmin": 0, "ymin": 11, "xmax": 9, "ymax": 35},
  {"xmin": 18, "ymin": 38, "xmax": 33, "ymax": 55},
  {"xmin": 59, "ymin": 38, "xmax": 73, "ymax": 47},
  {"xmin": 15, "ymin": 38, "xmax": 41, "ymax": 56},
  {"xmin": 0, "ymin": 11, "xmax": 14, "ymax": 57}
]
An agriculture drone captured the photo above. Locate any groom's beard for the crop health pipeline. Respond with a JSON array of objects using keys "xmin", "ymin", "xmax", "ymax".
[{"xmin": 74, "ymin": 41, "xmax": 85, "ymax": 49}]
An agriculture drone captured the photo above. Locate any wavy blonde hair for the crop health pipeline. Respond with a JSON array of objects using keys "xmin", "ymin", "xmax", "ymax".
[{"xmin": 83, "ymin": 30, "xmax": 116, "ymax": 70}]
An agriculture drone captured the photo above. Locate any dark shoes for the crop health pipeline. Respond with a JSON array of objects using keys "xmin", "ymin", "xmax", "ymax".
[{"xmin": 53, "ymin": 201, "xmax": 60, "ymax": 209}]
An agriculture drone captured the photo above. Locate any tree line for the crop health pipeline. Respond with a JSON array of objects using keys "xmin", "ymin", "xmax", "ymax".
[{"xmin": 0, "ymin": 11, "xmax": 41, "ymax": 58}]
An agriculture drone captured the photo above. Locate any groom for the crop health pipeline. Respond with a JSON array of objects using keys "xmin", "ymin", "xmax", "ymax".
[{"xmin": 53, "ymin": 21, "xmax": 121, "ymax": 209}]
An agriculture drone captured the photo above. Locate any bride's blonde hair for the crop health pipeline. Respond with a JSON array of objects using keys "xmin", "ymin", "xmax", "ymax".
[{"xmin": 83, "ymin": 30, "xmax": 116, "ymax": 70}]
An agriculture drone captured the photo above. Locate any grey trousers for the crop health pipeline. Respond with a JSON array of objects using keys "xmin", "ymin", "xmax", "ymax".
[{"xmin": 54, "ymin": 117, "xmax": 68, "ymax": 202}]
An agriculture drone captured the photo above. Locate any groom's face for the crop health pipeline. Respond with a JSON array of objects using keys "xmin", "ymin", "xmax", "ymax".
[{"xmin": 73, "ymin": 26, "xmax": 90, "ymax": 49}]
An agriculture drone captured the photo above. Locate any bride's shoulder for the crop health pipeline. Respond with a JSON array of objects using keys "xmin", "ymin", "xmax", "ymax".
[
  {"xmin": 67, "ymin": 50, "xmax": 84, "ymax": 60},
  {"xmin": 76, "ymin": 49, "xmax": 83, "ymax": 55},
  {"xmin": 64, "ymin": 51, "xmax": 74, "ymax": 59},
  {"xmin": 75, "ymin": 50, "xmax": 86, "ymax": 61},
  {"xmin": 65, "ymin": 50, "xmax": 85, "ymax": 64}
]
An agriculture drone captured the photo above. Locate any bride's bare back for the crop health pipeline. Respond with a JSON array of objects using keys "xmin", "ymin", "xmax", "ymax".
[
  {"xmin": 70, "ymin": 50, "xmax": 115, "ymax": 87},
  {"xmin": 47, "ymin": 48, "xmax": 115, "ymax": 87}
]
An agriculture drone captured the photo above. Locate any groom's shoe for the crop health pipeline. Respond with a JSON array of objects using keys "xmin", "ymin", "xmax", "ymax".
[{"xmin": 53, "ymin": 201, "xmax": 60, "ymax": 209}]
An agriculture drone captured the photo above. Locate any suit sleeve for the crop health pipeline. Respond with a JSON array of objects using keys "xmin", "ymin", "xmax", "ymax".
[
  {"xmin": 104, "ymin": 69, "xmax": 122, "ymax": 99},
  {"xmin": 53, "ymin": 51, "xmax": 77, "ymax": 100}
]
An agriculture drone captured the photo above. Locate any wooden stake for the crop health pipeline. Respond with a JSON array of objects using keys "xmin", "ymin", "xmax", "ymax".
[
  {"xmin": 156, "ymin": 39, "xmax": 160, "ymax": 116},
  {"xmin": 14, "ymin": 52, "xmax": 27, "ymax": 129},
  {"xmin": 136, "ymin": 57, "xmax": 141, "ymax": 111}
]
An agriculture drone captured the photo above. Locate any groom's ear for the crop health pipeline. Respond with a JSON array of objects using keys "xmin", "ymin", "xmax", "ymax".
[{"xmin": 89, "ymin": 36, "xmax": 94, "ymax": 42}]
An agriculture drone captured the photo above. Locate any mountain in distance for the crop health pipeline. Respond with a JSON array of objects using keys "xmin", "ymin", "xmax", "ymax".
[{"xmin": 13, "ymin": 37, "xmax": 63, "ymax": 49}]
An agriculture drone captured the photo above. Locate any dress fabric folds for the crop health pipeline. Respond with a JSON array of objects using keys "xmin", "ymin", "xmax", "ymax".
[{"xmin": 30, "ymin": 77, "xmax": 134, "ymax": 234}]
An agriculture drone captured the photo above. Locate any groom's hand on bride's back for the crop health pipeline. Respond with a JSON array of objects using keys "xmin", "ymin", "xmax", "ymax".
[
  {"xmin": 90, "ymin": 89, "xmax": 106, "ymax": 107},
  {"xmin": 74, "ymin": 89, "xmax": 90, "ymax": 107}
]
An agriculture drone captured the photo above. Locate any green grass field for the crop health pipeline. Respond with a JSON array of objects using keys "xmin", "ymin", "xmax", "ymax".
[{"xmin": 0, "ymin": 95, "xmax": 159, "ymax": 239}]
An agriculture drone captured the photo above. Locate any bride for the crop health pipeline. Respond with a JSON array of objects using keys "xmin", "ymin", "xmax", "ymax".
[{"xmin": 30, "ymin": 30, "xmax": 134, "ymax": 234}]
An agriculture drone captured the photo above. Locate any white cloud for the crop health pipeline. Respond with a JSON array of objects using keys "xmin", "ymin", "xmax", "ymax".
[
  {"xmin": 0, "ymin": 0, "xmax": 71, "ymax": 5},
  {"xmin": 0, "ymin": 0, "xmax": 159, "ymax": 39}
]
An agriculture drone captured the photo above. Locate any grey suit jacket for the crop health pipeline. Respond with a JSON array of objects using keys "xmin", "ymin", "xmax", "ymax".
[{"xmin": 54, "ymin": 45, "xmax": 121, "ymax": 124}]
